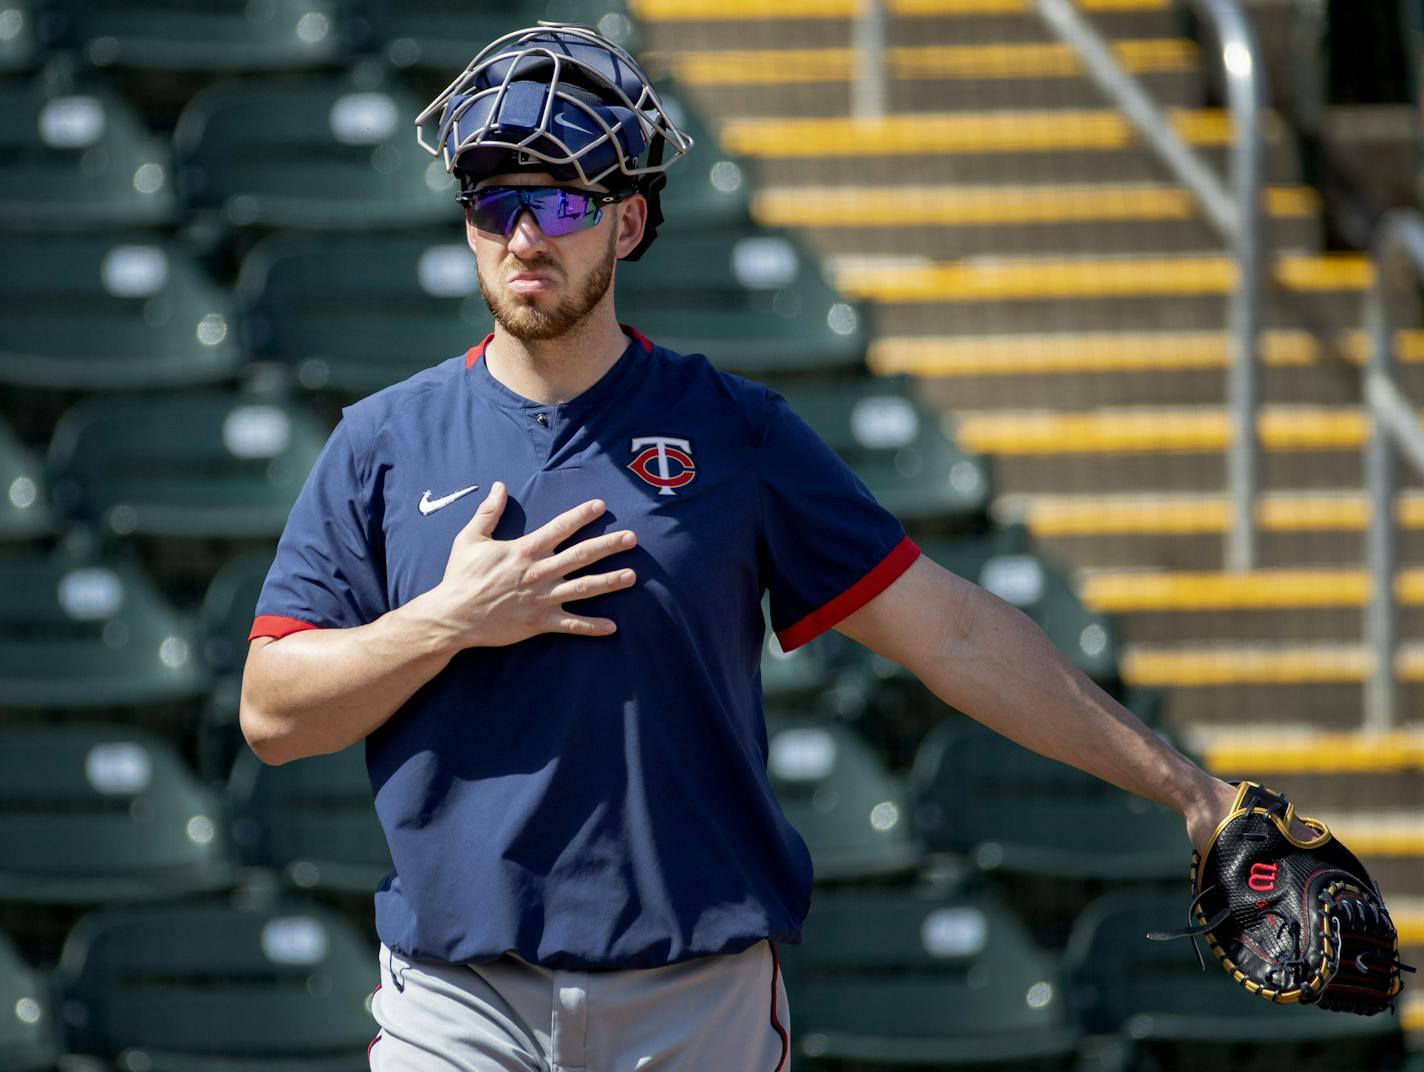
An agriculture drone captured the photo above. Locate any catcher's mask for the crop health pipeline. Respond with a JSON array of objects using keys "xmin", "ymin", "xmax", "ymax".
[{"xmin": 414, "ymin": 22, "xmax": 693, "ymax": 261}]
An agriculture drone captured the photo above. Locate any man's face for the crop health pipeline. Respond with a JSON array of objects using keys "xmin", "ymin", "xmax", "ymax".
[{"xmin": 467, "ymin": 172, "xmax": 640, "ymax": 342}]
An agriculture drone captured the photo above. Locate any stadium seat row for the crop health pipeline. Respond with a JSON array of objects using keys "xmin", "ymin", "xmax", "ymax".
[
  {"xmin": 0, "ymin": 226, "xmax": 867, "ymax": 395},
  {"xmin": 5, "ymin": 0, "xmax": 637, "ymax": 78},
  {"xmin": 0, "ymin": 713, "xmax": 1185, "ymax": 916},
  {"xmin": 0, "ymin": 66, "xmax": 745, "ymax": 236},
  {"xmin": 0, "ymin": 870, "xmax": 1407, "ymax": 1070}
]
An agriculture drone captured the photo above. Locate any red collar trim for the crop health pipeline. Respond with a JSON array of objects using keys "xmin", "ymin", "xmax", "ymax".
[
  {"xmin": 466, "ymin": 326, "xmax": 651, "ymax": 369},
  {"xmin": 620, "ymin": 324, "xmax": 654, "ymax": 353},
  {"xmin": 465, "ymin": 332, "xmax": 495, "ymax": 369}
]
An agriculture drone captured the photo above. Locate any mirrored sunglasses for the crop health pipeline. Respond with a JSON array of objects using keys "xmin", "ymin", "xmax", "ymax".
[{"xmin": 457, "ymin": 185, "xmax": 631, "ymax": 238}]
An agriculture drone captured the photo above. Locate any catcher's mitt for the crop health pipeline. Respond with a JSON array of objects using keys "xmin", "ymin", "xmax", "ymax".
[{"xmin": 1147, "ymin": 780, "xmax": 1413, "ymax": 1015}]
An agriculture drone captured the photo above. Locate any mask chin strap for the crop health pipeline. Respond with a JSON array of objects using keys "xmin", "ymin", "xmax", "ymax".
[{"xmin": 624, "ymin": 132, "xmax": 666, "ymax": 262}]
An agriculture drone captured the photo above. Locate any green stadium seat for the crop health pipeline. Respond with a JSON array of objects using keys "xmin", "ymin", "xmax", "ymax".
[
  {"xmin": 767, "ymin": 714, "xmax": 921, "ymax": 882},
  {"xmin": 783, "ymin": 882, "xmax": 1079, "ymax": 1066},
  {"xmin": 617, "ymin": 227, "xmax": 868, "ymax": 379},
  {"xmin": 921, "ymin": 523, "xmax": 1119, "ymax": 684},
  {"xmin": 201, "ymin": 550, "xmax": 273, "ymax": 680},
  {"xmin": 777, "ymin": 377, "xmax": 993, "ymax": 528},
  {"xmin": 0, "ymin": 78, "xmax": 176, "ymax": 229},
  {"xmin": 237, "ymin": 231, "xmax": 490, "ymax": 393},
  {"xmin": 0, "ymin": 1, "xmax": 40, "ymax": 74},
  {"xmin": 1064, "ymin": 890, "xmax": 1403, "ymax": 1068},
  {"xmin": 0, "ymin": 928, "xmax": 58, "ymax": 1072},
  {"xmin": 361, "ymin": 0, "xmax": 636, "ymax": 73},
  {"xmin": 65, "ymin": 0, "xmax": 343, "ymax": 72},
  {"xmin": 908, "ymin": 718, "xmax": 1187, "ymax": 880},
  {"xmin": 652, "ymin": 77, "xmax": 753, "ymax": 232},
  {"xmin": 0, "ymin": 551, "xmax": 207, "ymax": 709},
  {"xmin": 195, "ymin": 549, "xmax": 275, "ymax": 780},
  {"xmin": 229, "ymin": 743, "xmax": 391, "ymax": 894},
  {"xmin": 0, "ymin": 232, "xmax": 243, "ymax": 389},
  {"xmin": 173, "ymin": 73, "xmax": 457, "ymax": 229},
  {"xmin": 0, "ymin": 415, "xmax": 50, "ymax": 541},
  {"xmin": 0, "ymin": 724, "xmax": 234, "ymax": 903},
  {"xmin": 47, "ymin": 391, "xmax": 328, "ymax": 539},
  {"xmin": 759, "ymin": 595, "xmax": 863, "ymax": 711},
  {"xmin": 54, "ymin": 898, "xmax": 378, "ymax": 1071}
]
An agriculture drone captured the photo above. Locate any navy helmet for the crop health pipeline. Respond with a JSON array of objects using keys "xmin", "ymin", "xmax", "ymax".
[{"xmin": 415, "ymin": 22, "xmax": 693, "ymax": 260}]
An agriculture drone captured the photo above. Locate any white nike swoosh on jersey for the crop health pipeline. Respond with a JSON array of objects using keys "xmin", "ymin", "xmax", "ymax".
[
  {"xmin": 553, "ymin": 113, "xmax": 594, "ymax": 136},
  {"xmin": 419, "ymin": 485, "xmax": 480, "ymax": 516}
]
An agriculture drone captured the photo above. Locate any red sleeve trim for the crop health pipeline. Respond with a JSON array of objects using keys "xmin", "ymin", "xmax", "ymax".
[
  {"xmin": 465, "ymin": 332, "xmax": 495, "ymax": 369},
  {"xmin": 775, "ymin": 536, "xmax": 921, "ymax": 652},
  {"xmin": 249, "ymin": 615, "xmax": 321, "ymax": 641}
]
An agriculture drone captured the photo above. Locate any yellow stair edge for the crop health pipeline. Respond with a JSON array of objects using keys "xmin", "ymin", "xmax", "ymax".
[
  {"xmin": 1077, "ymin": 568, "xmax": 1424, "ymax": 613},
  {"xmin": 1202, "ymin": 732, "xmax": 1424, "ymax": 775},
  {"xmin": 1006, "ymin": 490, "xmax": 1424, "ymax": 537},
  {"xmin": 631, "ymin": 0, "xmax": 1170, "ymax": 20},
  {"xmin": 1122, "ymin": 643, "xmax": 1374, "ymax": 686},
  {"xmin": 869, "ymin": 328, "xmax": 1424, "ymax": 377},
  {"xmin": 753, "ymin": 183, "xmax": 1316, "ymax": 228},
  {"xmin": 834, "ymin": 252, "xmax": 1371, "ymax": 303},
  {"xmin": 721, "ymin": 108, "xmax": 1272, "ymax": 157},
  {"xmin": 1121, "ymin": 643, "xmax": 1424, "ymax": 686},
  {"xmin": 953, "ymin": 405, "xmax": 1380, "ymax": 456},
  {"xmin": 665, "ymin": 39, "xmax": 1198, "ymax": 85}
]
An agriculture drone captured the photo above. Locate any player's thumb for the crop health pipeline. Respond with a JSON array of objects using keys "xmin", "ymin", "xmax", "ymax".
[{"xmin": 463, "ymin": 481, "xmax": 507, "ymax": 540}]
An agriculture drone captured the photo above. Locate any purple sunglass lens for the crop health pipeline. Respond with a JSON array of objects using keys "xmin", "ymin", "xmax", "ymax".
[{"xmin": 469, "ymin": 187, "xmax": 600, "ymax": 237}]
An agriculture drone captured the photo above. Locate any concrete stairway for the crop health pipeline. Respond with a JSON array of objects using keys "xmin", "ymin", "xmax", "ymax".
[{"xmin": 632, "ymin": 0, "xmax": 1424, "ymax": 1031}]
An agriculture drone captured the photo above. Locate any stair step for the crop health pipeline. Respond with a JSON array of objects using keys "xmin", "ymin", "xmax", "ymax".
[
  {"xmin": 1075, "ymin": 568, "xmax": 1424, "ymax": 645},
  {"xmin": 1187, "ymin": 730, "xmax": 1424, "ymax": 810},
  {"xmin": 722, "ymin": 107, "xmax": 1268, "ymax": 157},
  {"xmin": 892, "ymin": 324, "xmax": 1396, "ymax": 375},
  {"xmin": 836, "ymin": 251, "xmax": 1364, "ymax": 333},
  {"xmin": 953, "ymin": 404, "xmax": 1384, "ymax": 456},
  {"xmin": 1010, "ymin": 491, "xmax": 1424, "ymax": 537},
  {"xmin": 632, "ymin": 0, "xmax": 1185, "ymax": 48},
  {"xmin": 1124, "ymin": 642, "xmax": 1393, "ymax": 686},
  {"xmin": 718, "ymin": 106, "xmax": 1300, "ymax": 185},
  {"xmin": 634, "ymin": 0, "xmax": 1175, "ymax": 17},
  {"xmin": 759, "ymin": 183, "xmax": 1317, "ymax": 227},
  {"xmin": 835, "ymin": 251, "xmax": 1369, "ymax": 302},
  {"xmin": 992, "ymin": 491, "xmax": 1424, "ymax": 574},
  {"xmin": 755, "ymin": 183, "xmax": 1320, "ymax": 257},
  {"xmin": 957, "ymin": 403, "xmax": 1406, "ymax": 495},
  {"xmin": 1197, "ymin": 729, "xmax": 1424, "ymax": 776},
  {"xmin": 899, "ymin": 331, "xmax": 1421, "ymax": 409},
  {"xmin": 1081, "ymin": 568, "xmax": 1419, "ymax": 612},
  {"xmin": 1117, "ymin": 645, "xmax": 1424, "ymax": 729},
  {"xmin": 661, "ymin": 39, "xmax": 1204, "ymax": 113}
]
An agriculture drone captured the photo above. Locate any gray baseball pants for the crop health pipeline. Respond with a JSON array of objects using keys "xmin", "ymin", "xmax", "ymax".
[{"xmin": 369, "ymin": 940, "xmax": 791, "ymax": 1071}]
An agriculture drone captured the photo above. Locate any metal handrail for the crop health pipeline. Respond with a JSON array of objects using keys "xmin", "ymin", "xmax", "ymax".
[
  {"xmin": 853, "ymin": 0, "xmax": 887, "ymax": 121},
  {"xmin": 1033, "ymin": 0, "xmax": 1268, "ymax": 571},
  {"xmin": 1363, "ymin": 209, "xmax": 1424, "ymax": 732}
]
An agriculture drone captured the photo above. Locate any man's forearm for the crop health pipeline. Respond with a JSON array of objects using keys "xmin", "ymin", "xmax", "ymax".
[
  {"xmin": 239, "ymin": 595, "xmax": 455, "ymax": 765},
  {"xmin": 912, "ymin": 581, "xmax": 1217, "ymax": 816}
]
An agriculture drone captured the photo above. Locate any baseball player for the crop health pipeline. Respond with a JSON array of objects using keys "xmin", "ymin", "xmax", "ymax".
[{"xmin": 239, "ymin": 23, "xmax": 1288, "ymax": 1071}]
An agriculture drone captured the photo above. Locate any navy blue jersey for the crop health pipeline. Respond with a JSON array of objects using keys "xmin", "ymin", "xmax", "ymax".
[{"xmin": 252, "ymin": 328, "xmax": 919, "ymax": 969}]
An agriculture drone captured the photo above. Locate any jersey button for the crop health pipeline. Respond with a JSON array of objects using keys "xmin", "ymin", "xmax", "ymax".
[{"xmin": 535, "ymin": 412, "xmax": 548, "ymax": 426}]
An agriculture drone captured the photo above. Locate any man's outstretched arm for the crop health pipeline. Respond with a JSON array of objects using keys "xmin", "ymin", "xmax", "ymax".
[{"xmin": 834, "ymin": 555, "xmax": 1241, "ymax": 855}]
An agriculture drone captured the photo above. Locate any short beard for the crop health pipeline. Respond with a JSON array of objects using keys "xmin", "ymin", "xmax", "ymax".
[{"xmin": 479, "ymin": 226, "xmax": 618, "ymax": 342}]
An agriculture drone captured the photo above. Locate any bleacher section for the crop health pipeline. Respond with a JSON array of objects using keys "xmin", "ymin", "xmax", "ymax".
[{"xmin": 0, "ymin": 0, "xmax": 1419, "ymax": 1068}]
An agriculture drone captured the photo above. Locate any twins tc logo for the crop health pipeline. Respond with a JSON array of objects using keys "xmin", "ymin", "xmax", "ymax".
[{"xmin": 628, "ymin": 436, "xmax": 695, "ymax": 496}]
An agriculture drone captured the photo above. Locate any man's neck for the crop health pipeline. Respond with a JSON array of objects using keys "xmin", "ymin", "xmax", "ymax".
[{"xmin": 484, "ymin": 312, "xmax": 630, "ymax": 406}]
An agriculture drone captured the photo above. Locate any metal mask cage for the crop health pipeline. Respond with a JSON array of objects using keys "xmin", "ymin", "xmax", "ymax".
[{"xmin": 413, "ymin": 22, "xmax": 693, "ymax": 190}]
